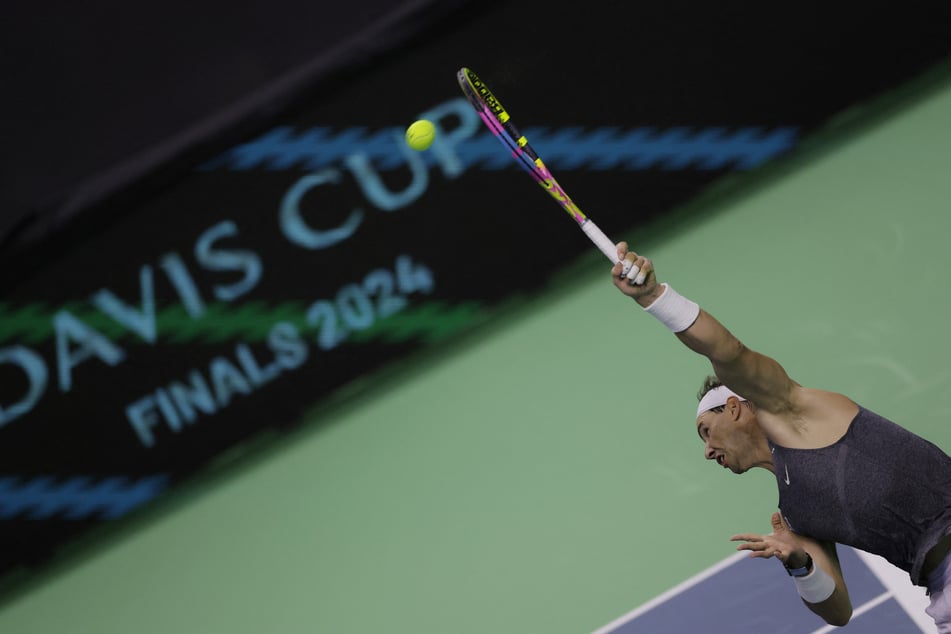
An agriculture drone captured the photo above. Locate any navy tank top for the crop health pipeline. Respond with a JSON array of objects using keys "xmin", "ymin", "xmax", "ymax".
[{"xmin": 769, "ymin": 406, "xmax": 951, "ymax": 586}]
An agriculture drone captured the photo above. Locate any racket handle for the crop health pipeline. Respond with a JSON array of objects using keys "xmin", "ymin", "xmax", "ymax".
[
  {"xmin": 581, "ymin": 219, "xmax": 642, "ymax": 280},
  {"xmin": 581, "ymin": 217, "xmax": 625, "ymax": 263},
  {"xmin": 580, "ymin": 219, "xmax": 618, "ymax": 262}
]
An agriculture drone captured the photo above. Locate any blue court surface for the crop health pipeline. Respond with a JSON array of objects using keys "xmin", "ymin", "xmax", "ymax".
[{"xmin": 594, "ymin": 547, "xmax": 936, "ymax": 634}]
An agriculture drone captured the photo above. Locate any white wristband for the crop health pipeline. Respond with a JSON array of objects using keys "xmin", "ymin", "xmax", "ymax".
[
  {"xmin": 793, "ymin": 564, "xmax": 836, "ymax": 604},
  {"xmin": 642, "ymin": 283, "xmax": 700, "ymax": 333}
]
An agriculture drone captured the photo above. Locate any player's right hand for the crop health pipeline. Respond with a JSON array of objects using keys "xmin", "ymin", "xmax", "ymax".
[{"xmin": 611, "ymin": 242, "xmax": 661, "ymax": 304}]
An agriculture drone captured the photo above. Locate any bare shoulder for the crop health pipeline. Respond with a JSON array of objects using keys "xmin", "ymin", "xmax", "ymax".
[{"xmin": 757, "ymin": 387, "xmax": 859, "ymax": 449}]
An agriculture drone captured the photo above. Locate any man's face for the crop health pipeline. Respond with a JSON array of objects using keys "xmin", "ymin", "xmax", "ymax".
[{"xmin": 696, "ymin": 405, "xmax": 754, "ymax": 474}]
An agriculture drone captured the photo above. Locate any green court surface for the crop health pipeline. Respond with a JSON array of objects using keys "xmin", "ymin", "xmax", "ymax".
[{"xmin": 1, "ymin": 69, "xmax": 950, "ymax": 634}]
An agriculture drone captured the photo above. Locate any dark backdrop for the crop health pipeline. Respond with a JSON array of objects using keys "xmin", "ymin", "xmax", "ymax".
[{"xmin": 1, "ymin": 0, "xmax": 949, "ymax": 599}]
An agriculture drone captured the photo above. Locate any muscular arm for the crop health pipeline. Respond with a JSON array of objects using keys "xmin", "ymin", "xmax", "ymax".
[
  {"xmin": 733, "ymin": 513, "xmax": 852, "ymax": 626},
  {"xmin": 611, "ymin": 245, "xmax": 857, "ymax": 446},
  {"xmin": 611, "ymin": 247, "xmax": 797, "ymax": 415},
  {"xmin": 803, "ymin": 539, "xmax": 853, "ymax": 626},
  {"xmin": 672, "ymin": 308, "xmax": 797, "ymax": 415}
]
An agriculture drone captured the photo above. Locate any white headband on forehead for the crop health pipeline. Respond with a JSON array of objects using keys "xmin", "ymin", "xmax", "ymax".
[{"xmin": 696, "ymin": 385, "xmax": 747, "ymax": 418}]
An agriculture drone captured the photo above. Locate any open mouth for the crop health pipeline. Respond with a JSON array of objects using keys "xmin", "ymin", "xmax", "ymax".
[{"xmin": 716, "ymin": 454, "xmax": 727, "ymax": 468}]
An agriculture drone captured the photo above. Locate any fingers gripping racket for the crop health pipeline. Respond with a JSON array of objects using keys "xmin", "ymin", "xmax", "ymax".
[{"xmin": 456, "ymin": 67, "xmax": 644, "ymax": 284}]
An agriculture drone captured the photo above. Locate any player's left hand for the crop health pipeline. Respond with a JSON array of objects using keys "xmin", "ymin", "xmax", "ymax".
[{"xmin": 729, "ymin": 512, "xmax": 809, "ymax": 567}]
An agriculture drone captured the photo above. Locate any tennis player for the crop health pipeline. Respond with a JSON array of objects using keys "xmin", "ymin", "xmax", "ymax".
[{"xmin": 611, "ymin": 242, "xmax": 951, "ymax": 631}]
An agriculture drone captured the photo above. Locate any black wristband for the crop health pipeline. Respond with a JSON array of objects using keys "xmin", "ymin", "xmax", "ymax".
[{"xmin": 785, "ymin": 553, "xmax": 813, "ymax": 577}]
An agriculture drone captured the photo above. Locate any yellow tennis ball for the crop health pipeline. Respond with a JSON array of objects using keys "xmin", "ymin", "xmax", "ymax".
[{"xmin": 405, "ymin": 119, "xmax": 436, "ymax": 151}]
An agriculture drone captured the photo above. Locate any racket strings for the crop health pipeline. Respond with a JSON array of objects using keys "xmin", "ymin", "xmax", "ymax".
[
  {"xmin": 459, "ymin": 69, "xmax": 588, "ymax": 225},
  {"xmin": 476, "ymin": 106, "xmax": 588, "ymax": 224}
]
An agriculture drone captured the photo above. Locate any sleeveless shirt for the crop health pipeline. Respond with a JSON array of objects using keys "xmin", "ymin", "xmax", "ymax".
[{"xmin": 769, "ymin": 406, "xmax": 951, "ymax": 586}]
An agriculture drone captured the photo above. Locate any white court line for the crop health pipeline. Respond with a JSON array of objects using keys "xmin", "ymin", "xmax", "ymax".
[
  {"xmin": 855, "ymin": 550, "xmax": 936, "ymax": 634},
  {"xmin": 589, "ymin": 552, "xmax": 748, "ymax": 634},
  {"xmin": 590, "ymin": 548, "xmax": 938, "ymax": 634},
  {"xmin": 808, "ymin": 591, "xmax": 891, "ymax": 634}
]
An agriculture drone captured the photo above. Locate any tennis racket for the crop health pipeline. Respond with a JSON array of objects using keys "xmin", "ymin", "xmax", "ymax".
[{"xmin": 456, "ymin": 67, "xmax": 643, "ymax": 283}]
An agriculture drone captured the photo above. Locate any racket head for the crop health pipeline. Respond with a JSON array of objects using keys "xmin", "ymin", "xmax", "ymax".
[
  {"xmin": 455, "ymin": 67, "xmax": 590, "ymax": 227},
  {"xmin": 456, "ymin": 68, "xmax": 538, "ymax": 161},
  {"xmin": 456, "ymin": 68, "xmax": 506, "ymax": 120}
]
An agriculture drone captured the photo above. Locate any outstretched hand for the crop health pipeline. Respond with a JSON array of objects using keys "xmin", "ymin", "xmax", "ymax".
[
  {"xmin": 730, "ymin": 512, "xmax": 810, "ymax": 568},
  {"xmin": 611, "ymin": 242, "xmax": 663, "ymax": 305}
]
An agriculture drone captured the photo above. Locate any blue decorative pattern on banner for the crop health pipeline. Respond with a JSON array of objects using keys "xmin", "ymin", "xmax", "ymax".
[
  {"xmin": 0, "ymin": 475, "xmax": 169, "ymax": 520},
  {"xmin": 203, "ymin": 124, "xmax": 799, "ymax": 172}
]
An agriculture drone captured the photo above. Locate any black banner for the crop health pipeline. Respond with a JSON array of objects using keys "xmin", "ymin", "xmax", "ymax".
[{"xmin": 1, "ymin": 0, "xmax": 949, "ymax": 588}]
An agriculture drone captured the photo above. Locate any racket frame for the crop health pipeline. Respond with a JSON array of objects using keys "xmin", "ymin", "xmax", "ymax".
[{"xmin": 456, "ymin": 67, "xmax": 641, "ymax": 281}]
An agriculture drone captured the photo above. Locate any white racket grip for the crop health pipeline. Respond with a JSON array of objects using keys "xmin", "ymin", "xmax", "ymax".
[
  {"xmin": 581, "ymin": 219, "xmax": 637, "ymax": 277},
  {"xmin": 581, "ymin": 218, "xmax": 627, "ymax": 268}
]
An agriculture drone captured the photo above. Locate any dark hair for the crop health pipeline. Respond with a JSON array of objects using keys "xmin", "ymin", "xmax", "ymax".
[
  {"xmin": 697, "ymin": 375, "xmax": 723, "ymax": 399},
  {"xmin": 697, "ymin": 375, "xmax": 726, "ymax": 412}
]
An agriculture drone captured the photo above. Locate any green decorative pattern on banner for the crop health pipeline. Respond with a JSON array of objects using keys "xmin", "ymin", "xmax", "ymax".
[
  {"xmin": 0, "ymin": 300, "xmax": 484, "ymax": 346},
  {"xmin": 349, "ymin": 301, "xmax": 484, "ymax": 343}
]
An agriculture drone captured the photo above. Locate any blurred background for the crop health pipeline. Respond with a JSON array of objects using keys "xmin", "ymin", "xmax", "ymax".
[{"xmin": 1, "ymin": 1, "xmax": 951, "ymax": 632}]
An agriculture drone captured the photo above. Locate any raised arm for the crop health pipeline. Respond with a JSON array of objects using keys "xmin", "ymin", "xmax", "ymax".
[
  {"xmin": 610, "ymin": 243, "xmax": 796, "ymax": 414},
  {"xmin": 611, "ymin": 244, "xmax": 857, "ymax": 447}
]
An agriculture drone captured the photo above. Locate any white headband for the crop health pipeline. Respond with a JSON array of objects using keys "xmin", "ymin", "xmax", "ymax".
[{"xmin": 696, "ymin": 385, "xmax": 747, "ymax": 418}]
